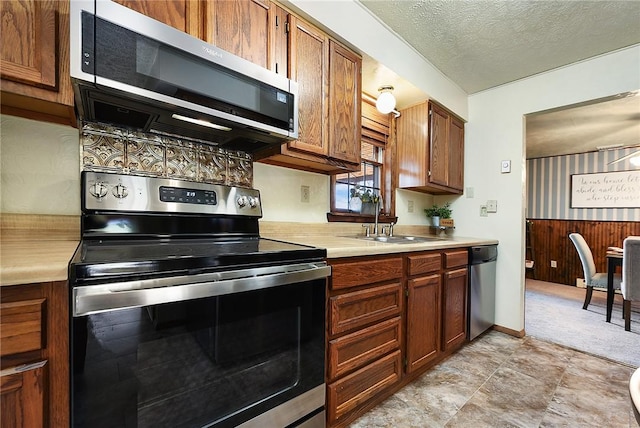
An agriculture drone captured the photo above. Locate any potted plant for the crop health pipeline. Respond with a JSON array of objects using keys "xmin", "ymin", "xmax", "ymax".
[
  {"xmin": 350, "ymin": 186, "xmax": 380, "ymax": 215},
  {"xmin": 424, "ymin": 202, "xmax": 452, "ymax": 227}
]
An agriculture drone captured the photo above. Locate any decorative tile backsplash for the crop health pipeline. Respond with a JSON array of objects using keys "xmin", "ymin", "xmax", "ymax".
[{"xmin": 81, "ymin": 122, "xmax": 253, "ymax": 187}]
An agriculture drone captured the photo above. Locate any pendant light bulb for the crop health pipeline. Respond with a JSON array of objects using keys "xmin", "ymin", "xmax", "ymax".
[{"xmin": 376, "ymin": 85, "xmax": 396, "ymax": 114}]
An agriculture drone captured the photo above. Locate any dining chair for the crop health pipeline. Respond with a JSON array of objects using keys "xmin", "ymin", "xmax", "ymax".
[
  {"xmin": 622, "ymin": 236, "xmax": 640, "ymax": 332},
  {"xmin": 569, "ymin": 233, "xmax": 621, "ymax": 310}
]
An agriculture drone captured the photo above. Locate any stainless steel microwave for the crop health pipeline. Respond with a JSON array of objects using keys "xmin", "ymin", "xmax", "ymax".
[{"xmin": 70, "ymin": 0, "xmax": 298, "ymax": 152}]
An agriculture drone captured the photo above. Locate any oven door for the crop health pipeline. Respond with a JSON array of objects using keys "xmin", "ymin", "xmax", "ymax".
[{"xmin": 71, "ymin": 269, "xmax": 326, "ymax": 428}]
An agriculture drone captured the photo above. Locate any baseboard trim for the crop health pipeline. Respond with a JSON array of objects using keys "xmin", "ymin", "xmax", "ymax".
[{"xmin": 493, "ymin": 324, "xmax": 525, "ymax": 338}]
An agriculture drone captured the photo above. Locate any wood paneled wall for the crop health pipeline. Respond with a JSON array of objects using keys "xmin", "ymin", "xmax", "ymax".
[{"xmin": 526, "ymin": 219, "xmax": 640, "ymax": 285}]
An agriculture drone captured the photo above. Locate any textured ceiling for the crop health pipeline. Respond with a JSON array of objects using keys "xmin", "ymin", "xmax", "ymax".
[
  {"xmin": 526, "ymin": 93, "xmax": 640, "ymax": 158},
  {"xmin": 357, "ymin": 0, "xmax": 640, "ymax": 159},
  {"xmin": 359, "ymin": 0, "xmax": 640, "ymax": 94}
]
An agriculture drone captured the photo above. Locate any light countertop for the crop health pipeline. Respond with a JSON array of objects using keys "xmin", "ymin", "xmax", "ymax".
[
  {"xmin": 258, "ymin": 221, "xmax": 497, "ymax": 259},
  {"xmin": 1, "ymin": 214, "xmax": 80, "ymax": 287},
  {"xmin": 1, "ymin": 240, "xmax": 79, "ymax": 286},
  {"xmin": 0, "ymin": 216, "xmax": 497, "ymax": 285}
]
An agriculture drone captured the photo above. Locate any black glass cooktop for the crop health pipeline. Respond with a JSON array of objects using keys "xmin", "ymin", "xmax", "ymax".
[{"xmin": 69, "ymin": 237, "xmax": 326, "ymax": 286}]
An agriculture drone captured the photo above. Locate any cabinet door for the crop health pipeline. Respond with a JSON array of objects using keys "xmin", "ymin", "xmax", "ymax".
[
  {"xmin": 327, "ymin": 350, "xmax": 401, "ymax": 425},
  {"xmin": 287, "ymin": 16, "xmax": 329, "ymax": 156},
  {"xmin": 396, "ymin": 102, "xmax": 429, "ymax": 188},
  {"xmin": 0, "ymin": 362, "xmax": 47, "ymax": 428},
  {"xmin": 327, "ymin": 40, "xmax": 361, "ymax": 165},
  {"xmin": 330, "ymin": 256, "xmax": 403, "ymax": 290},
  {"xmin": 0, "ymin": 0, "xmax": 74, "ymax": 125},
  {"xmin": 114, "ymin": 0, "xmax": 200, "ymax": 36},
  {"xmin": 205, "ymin": 0, "xmax": 271, "ymax": 70},
  {"xmin": 328, "ymin": 316, "xmax": 401, "ymax": 380},
  {"xmin": 429, "ymin": 102, "xmax": 450, "ymax": 188},
  {"xmin": 406, "ymin": 274, "xmax": 441, "ymax": 373},
  {"xmin": 0, "ymin": 299, "xmax": 45, "ymax": 357},
  {"xmin": 329, "ymin": 282, "xmax": 403, "ymax": 336},
  {"xmin": 1, "ymin": 0, "xmax": 56, "ymax": 89},
  {"xmin": 442, "ymin": 267, "xmax": 468, "ymax": 352},
  {"xmin": 448, "ymin": 115, "xmax": 465, "ymax": 191}
]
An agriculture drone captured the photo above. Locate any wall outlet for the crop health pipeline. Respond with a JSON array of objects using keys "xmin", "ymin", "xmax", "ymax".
[
  {"xmin": 551, "ymin": 260, "xmax": 558, "ymax": 268},
  {"xmin": 480, "ymin": 205, "xmax": 488, "ymax": 217},
  {"xmin": 300, "ymin": 185, "xmax": 310, "ymax": 203},
  {"xmin": 486, "ymin": 200, "xmax": 497, "ymax": 213},
  {"xmin": 407, "ymin": 200, "xmax": 414, "ymax": 213},
  {"xmin": 466, "ymin": 187, "xmax": 474, "ymax": 198}
]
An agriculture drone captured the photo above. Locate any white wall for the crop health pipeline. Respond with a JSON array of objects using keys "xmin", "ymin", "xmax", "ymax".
[
  {"xmin": 0, "ymin": 114, "xmax": 435, "ymax": 226},
  {"xmin": 253, "ymin": 163, "xmax": 330, "ymax": 222},
  {"xmin": 1, "ymin": 115, "xmax": 81, "ymax": 215},
  {"xmin": 456, "ymin": 45, "xmax": 640, "ymax": 332}
]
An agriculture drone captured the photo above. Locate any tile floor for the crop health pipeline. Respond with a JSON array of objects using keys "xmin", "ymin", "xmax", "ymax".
[{"xmin": 349, "ymin": 331, "xmax": 637, "ymax": 427}]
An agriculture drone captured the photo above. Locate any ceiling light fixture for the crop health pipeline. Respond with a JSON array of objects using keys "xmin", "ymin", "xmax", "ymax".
[{"xmin": 376, "ymin": 85, "xmax": 396, "ymax": 114}]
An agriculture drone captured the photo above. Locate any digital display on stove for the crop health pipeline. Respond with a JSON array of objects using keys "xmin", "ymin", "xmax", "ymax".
[{"xmin": 159, "ymin": 186, "xmax": 217, "ymax": 205}]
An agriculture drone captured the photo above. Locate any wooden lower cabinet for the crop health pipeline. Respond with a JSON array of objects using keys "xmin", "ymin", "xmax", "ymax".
[
  {"xmin": 442, "ymin": 267, "xmax": 468, "ymax": 352},
  {"xmin": 327, "ymin": 248, "xmax": 470, "ymax": 427},
  {"xmin": 327, "ymin": 350, "xmax": 402, "ymax": 424},
  {"xmin": 406, "ymin": 274, "xmax": 441, "ymax": 373},
  {"xmin": 0, "ymin": 282, "xmax": 69, "ymax": 428},
  {"xmin": 1, "ymin": 361, "xmax": 47, "ymax": 427}
]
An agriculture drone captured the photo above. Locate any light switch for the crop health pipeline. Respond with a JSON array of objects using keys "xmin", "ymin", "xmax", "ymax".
[
  {"xmin": 480, "ymin": 205, "xmax": 488, "ymax": 217},
  {"xmin": 501, "ymin": 160, "xmax": 511, "ymax": 173}
]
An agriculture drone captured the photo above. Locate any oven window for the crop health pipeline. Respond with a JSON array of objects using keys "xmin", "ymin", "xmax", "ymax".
[{"xmin": 72, "ymin": 279, "xmax": 325, "ymax": 428}]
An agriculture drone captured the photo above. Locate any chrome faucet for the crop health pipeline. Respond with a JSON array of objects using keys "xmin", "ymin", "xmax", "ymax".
[{"xmin": 373, "ymin": 195, "xmax": 383, "ymax": 236}]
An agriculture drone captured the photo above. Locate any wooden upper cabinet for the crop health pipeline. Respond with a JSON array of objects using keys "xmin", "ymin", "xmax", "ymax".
[
  {"xmin": 205, "ymin": 0, "xmax": 271, "ymax": 70},
  {"xmin": 429, "ymin": 103, "xmax": 449, "ymax": 188},
  {"xmin": 449, "ymin": 115, "xmax": 465, "ymax": 191},
  {"xmin": 327, "ymin": 40, "xmax": 361, "ymax": 165},
  {"xmin": 1, "ymin": 0, "xmax": 56, "ymax": 89},
  {"xmin": 255, "ymin": 14, "xmax": 362, "ymax": 174},
  {"xmin": 396, "ymin": 100, "xmax": 465, "ymax": 194},
  {"xmin": 286, "ymin": 16, "xmax": 329, "ymax": 157},
  {"xmin": 114, "ymin": 0, "xmax": 201, "ymax": 36},
  {"xmin": 396, "ymin": 102, "xmax": 429, "ymax": 189},
  {"xmin": 0, "ymin": 0, "xmax": 74, "ymax": 126}
]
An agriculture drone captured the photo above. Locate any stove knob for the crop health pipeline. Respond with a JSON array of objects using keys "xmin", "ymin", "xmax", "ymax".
[
  {"xmin": 237, "ymin": 196, "xmax": 248, "ymax": 207},
  {"xmin": 89, "ymin": 182, "xmax": 108, "ymax": 199},
  {"xmin": 248, "ymin": 197, "xmax": 259, "ymax": 208},
  {"xmin": 112, "ymin": 183, "xmax": 129, "ymax": 199}
]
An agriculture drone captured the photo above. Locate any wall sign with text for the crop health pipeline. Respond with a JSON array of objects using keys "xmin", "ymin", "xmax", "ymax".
[{"xmin": 570, "ymin": 170, "xmax": 640, "ymax": 208}]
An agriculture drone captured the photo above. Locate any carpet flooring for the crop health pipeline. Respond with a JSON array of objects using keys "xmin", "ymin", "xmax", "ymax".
[{"xmin": 525, "ymin": 279, "xmax": 640, "ymax": 368}]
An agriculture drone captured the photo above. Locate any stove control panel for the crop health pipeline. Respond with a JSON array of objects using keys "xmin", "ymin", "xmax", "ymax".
[{"xmin": 82, "ymin": 171, "xmax": 262, "ymax": 217}]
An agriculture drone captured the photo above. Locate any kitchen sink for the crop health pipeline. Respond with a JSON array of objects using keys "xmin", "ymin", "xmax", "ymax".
[{"xmin": 347, "ymin": 235, "xmax": 445, "ymax": 244}]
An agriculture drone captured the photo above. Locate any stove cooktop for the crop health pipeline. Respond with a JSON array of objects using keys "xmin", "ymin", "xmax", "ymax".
[{"xmin": 69, "ymin": 237, "xmax": 326, "ymax": 286}]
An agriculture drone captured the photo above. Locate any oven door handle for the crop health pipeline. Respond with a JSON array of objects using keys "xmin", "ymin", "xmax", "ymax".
[{"xmin": 73, "ymin": 262, "xmax": 330, "ymax": 316}]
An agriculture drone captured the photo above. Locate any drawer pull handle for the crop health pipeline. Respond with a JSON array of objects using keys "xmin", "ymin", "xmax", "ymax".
[{"xmin": 0, "ymin": 360, "xmax": 47, "ymax": 377}]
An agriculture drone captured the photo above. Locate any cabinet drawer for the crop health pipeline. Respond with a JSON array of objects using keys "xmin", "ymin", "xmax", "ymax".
[
  {"xmin": 330, "ymin": 257, "xmax": 403, "ymax": 290},
  {"xmin": 328, "ymin": 316, "xmax": 401, "ymax": 380},
  {"xmin": 329, "ymin": 283, "xmax": 403, "ymax": 336},
  {"xmin": 0, "ymin": 299, "xmax": 46, "ymax": 357},
  {"xmin": 327, "ymin": 350, "xmax": 401, "ymax": 424},
  {"xmin": 407, "ymin": 252, "xmax": 441, "ymax": 276},
  {"xmin": 444, "ymin": 250, "xmax": 468, "ymax": 269}
]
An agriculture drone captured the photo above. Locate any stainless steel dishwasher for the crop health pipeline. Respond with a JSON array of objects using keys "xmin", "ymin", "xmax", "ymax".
[{"xmin": 468, "ymin": 245, "xmax": 498, "ymax": 340}]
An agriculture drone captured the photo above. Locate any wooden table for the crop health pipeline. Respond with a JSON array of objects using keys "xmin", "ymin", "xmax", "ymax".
[{"xmin": 606, "ymin": 251, "xmax": 623, "ymax": 323}]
